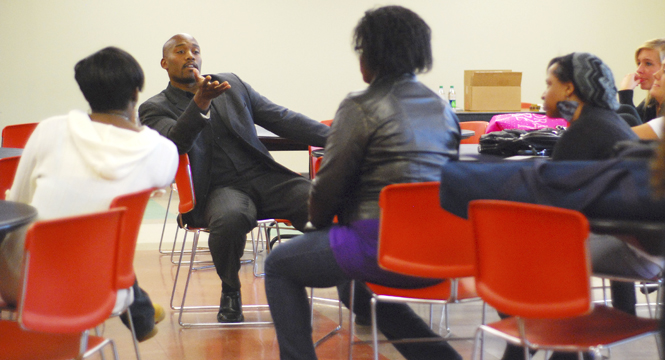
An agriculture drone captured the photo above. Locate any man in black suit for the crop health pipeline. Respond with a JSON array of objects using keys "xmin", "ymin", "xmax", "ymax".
[{"xmin": 140, "ymin": 33, "xmax": 329, "ymax": 322}]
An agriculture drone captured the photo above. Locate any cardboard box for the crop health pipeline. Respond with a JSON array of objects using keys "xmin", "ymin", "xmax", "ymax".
[{"xmin": 464, "ymin": 70, "xmax": 522, "ymax": 111}]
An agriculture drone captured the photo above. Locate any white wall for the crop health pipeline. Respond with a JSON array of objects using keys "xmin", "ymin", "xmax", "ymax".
[{"xmin": 2, "ymin": 0, "xmax": 664, "ymax": 171}]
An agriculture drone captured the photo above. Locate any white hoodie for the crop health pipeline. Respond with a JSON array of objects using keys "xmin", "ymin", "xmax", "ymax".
[{"xmin": 0, "ymin": 109, "xmax": 178, "ymax": 304}]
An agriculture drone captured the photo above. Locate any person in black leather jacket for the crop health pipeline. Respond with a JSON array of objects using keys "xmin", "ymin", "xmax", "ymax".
[{"xmin": 264, "ymin": 6, "xmax": 461, "ymax": 360}]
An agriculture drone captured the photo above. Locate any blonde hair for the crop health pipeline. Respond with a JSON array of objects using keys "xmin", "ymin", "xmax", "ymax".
[{"xmin": 636, "ymin": 38, "xmax": 665, "ymax": 105}]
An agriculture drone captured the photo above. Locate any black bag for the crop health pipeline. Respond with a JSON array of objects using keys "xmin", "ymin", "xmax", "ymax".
[{"xmin": 478, "ymin": 127, "xmax": 565, "ymax": 157}]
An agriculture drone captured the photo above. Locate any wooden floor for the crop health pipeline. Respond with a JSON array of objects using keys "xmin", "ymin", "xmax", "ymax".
[{"xmin": 89, "ymin": 190, "xmax": 662, "ymax": 360}]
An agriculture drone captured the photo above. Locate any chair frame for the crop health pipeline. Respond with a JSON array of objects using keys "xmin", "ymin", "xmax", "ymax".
[
  {"xmin": 0, "ymin": 209, "xmax": 125, "ymax": 360},
  {"xmin": 103, "ymin": 187, "xmax": 160, "ymax": 360},
  {"xmin": 169, "ymin": 154, "xmax": 272, "ymax": 327},
  {"xmin": 348, "ymin": 182, "xmax": 485, "ymax": 360},
  {"xmin": 468, "ymin": 200, "xmax": 661, "ymax": 360}
]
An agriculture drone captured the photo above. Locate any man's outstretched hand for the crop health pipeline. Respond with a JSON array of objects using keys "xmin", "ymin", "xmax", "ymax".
[{"xmin": 192, "ymin": 68, "xmax": 231, "ymax": 112}]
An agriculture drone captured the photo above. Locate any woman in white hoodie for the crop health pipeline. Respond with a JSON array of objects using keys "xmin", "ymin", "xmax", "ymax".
[{"xmin": 0, "ymin": 47, "xmax": 178, "ymax": 341}]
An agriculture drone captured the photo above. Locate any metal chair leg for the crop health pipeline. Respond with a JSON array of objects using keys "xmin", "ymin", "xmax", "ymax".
[
  {"xmin": 311, "ymin": 288, "xmax": 343, "ymax": 347},
  {"xmin": 158, "ymin": 187, "xmax": 174, "ymax": 254}
]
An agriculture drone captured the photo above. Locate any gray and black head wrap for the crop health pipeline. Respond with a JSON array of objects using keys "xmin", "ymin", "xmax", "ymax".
[{"xmin": 571, "ymin": 52, "xmax": 620, "ymax": 111}]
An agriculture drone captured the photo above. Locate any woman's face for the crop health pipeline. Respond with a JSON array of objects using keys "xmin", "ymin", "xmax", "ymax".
[
  {"xmin": 359, "ymin": 53, "xmax": 375, "ymax": 84},
  {"xmin": 636, "ymin": 48, "xmax": 662, "ymax": 90},
  {"xmin": 650, "ymin": 62, "xmax": 665, "ymax": 105},
  {"xmin": 542, "ymin": 63, "xmax": 573, "ymax": 118}
]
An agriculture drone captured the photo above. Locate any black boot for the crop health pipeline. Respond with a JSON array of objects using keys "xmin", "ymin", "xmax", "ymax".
[{"xmin": 217, "ymin": 290, "xmax": 244, "ymax": 323}]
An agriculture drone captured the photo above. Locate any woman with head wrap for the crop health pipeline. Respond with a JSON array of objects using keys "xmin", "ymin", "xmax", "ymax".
[
  {"xmin": 500, "ymin": 53, "xmax": 649, "ymax": 360},
  {"xmin": 542, "ymin": 52, "xmax": 639, "ymax": 161}
]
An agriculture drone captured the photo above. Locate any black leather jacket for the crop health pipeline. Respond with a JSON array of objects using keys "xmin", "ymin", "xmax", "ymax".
[{"xmin": 309, "ymin": 73, "xmax": 460, "ymax": 228}]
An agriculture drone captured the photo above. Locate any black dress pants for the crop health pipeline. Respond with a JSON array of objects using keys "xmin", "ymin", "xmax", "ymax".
[{"xmin": 203, "ymin": 168, "xmax": 310, "ymax": 290}]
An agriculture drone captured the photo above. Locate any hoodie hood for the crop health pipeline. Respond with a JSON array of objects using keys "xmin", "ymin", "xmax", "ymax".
[{"xmin": 67, "ymin": 109, "xmax": 164, "ymax": 180}]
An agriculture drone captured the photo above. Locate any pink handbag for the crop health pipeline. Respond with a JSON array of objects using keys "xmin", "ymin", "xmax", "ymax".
[{"xmin": 486, "ymin": 113, "xmax": 567, "ymax": 133}]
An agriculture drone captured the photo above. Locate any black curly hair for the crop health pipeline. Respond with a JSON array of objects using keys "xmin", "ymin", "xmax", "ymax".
[{"xmin": 353, "ymin": 6, "xmax": 432, "ymax": 79}]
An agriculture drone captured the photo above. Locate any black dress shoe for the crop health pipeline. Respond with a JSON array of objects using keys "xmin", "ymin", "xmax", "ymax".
[{"xmin": 217, "ymin": 291, "xmax": 244, "ymax": 323}]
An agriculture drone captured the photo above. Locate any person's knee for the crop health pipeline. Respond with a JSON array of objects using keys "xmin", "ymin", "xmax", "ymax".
[
  {"xmin": 208, "ymin": 210, "xmax": 255, "ymax": 236},
  {"xmin": 264, "ymin": 244, "xmax": 285, "ymax": 278}
]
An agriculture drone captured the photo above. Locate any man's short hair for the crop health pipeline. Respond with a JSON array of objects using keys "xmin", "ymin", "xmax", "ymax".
[
  {"xmin": 353, "ymin": 6, "xmax": 432, "ymax": 78},
  {"xmin": 74, "ymin": 47, "xmax": 144, "ymax": 112}
]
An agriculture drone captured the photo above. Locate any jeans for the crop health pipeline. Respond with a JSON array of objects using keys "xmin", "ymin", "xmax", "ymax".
[
  {"xmin": 264, "ymin": 228, "xmax": 461, "ymax": 360},
  {"xmin": 119, "ymin": 280, "xmax": 156, "ymax": 339}
]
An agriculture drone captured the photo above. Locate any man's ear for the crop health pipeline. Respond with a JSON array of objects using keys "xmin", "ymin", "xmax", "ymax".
[
  {"xmin": 132, "ymin": 88, "xmax": 140, "ymax": 103},
  {"xmin": 160, "ymin": 58, "xmax": 168, "ymax": 70}
]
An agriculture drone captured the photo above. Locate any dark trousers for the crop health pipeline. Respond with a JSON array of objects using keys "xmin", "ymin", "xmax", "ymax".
[
  {"xmin": 264, "ymin": 229, "xmax": 461, "ymax": 360},
  {"xmin": 119, "ymin": 279, "xmax": 156, "ymax": 339},
  {"xmin": 203, "ymin": 169, "xmax": 310, "ymax": 290}
]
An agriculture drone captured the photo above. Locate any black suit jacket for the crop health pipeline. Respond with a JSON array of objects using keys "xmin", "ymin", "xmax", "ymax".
[{"xmin": 139, "ymin": 73, "xmax": 329, "ymax": 226}]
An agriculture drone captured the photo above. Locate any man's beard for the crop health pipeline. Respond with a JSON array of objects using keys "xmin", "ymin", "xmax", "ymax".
[{"xmin": 173, "ymin": 72, "xmax": 197, "ymax": 85}]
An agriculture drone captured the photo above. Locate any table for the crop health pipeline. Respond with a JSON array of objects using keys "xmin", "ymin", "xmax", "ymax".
[
  {"xmin": 0, "ymin": 148, "xmax": 22, "ymax": 159},
  {"xmin": 0, "ymin": 200, "xmax": 37, "ymax": 233},
  {"xmin": 257, "ymin": 126, "xmax": 474, "ymax": 151},
  {"xmin": 456, "ymin": 110, "xmax": 545, "ymax": 123},
  {"xmin": 457, "ymin": 144, "xmax": 544, "ymax": 162}
]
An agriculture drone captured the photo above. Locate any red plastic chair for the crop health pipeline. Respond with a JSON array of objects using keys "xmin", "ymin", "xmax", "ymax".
[
  {"xmin": 169, "ymin": 154, "xmax": 272, "ymax": 327},
  {"xmin": 0, "ymin": 156, "xmax": 20, "ymax": 200},
  {"xmin": 309, "ymin": 119, "xmax": 332, "ymax": 179},
  {"xmin": 349, "ymin": 182, "xmax": 481, "ymax": 360},
  {"xmin": 460, "ymin": 121, "xmax": 489, "ymax": 145},
  {"xmin": 2, "ymin": 123, "xmax": 38, "ymax": 148},
  {"xmin": 0, "ymin": 208, "xmax": 125, "ymax": 360},
  {"xmin": 108, "ymin": 187, "xmax": 158, "ymax": 359},
  {"xmin": 468, "ymin": 200, "xmax": 660, "ymax": 360}
]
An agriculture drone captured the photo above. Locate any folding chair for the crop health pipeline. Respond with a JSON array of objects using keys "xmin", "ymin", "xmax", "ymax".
[
  {"xmin": 0, "ymin": 208, "xmax": 125, "ymax": 360},
  {"xmin": 349, "ymin": 182, "xmax": 483, "ymax": 360},
  {"xmin": 0, "ymin": 156, "xmax": 20, "ymax": 200},
  {"xmin": 460, "ymin": 121, "xmax": 489, "ymax": 145},
  {"xmin": 468, "ymin": 200, "xmax": 661, "ymax": 360},
  {"xmin": 1, "ymin": 123, "xmax": 38, "ymax": 148}
]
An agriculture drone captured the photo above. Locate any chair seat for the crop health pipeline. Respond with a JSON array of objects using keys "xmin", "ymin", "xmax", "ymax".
[
  {"xmin": 366, "ymin": 276, "xmax": 477, "ymax": 301},
  {"xmin": 487, "ymin": 305, "xmax": 659, "ymax": 349},
  {"xmin": 0, "ymin": 320, "xmax": 108, "ymax": 360}
]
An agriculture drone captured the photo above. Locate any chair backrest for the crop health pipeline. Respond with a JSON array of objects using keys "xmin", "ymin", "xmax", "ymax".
[
  {"xmin": 2, "ymin": 123, "xmax": 38, "ymax": 148},
  {"xmin": 377, "ymin": 182, "xmax": 476, "ymax": 279},
  {"xmin": 460, "ymin": 121, "xmax": 489, "ymax": 144},
  {"xmin": 309, "ymin": 119, "xmax": 333, "ymax": 179},
  {"xmin": 109, "ymin": 188, "xmax": 156, "ymax": 290},
  {"xmin": 174, "ymin": 154, "xmax": 196, "ymax": 214},
  {"xmin": 0, "ymin": 156, "xmax": 20, "ymax": 200},
  {"xmin": 19, "ymin": 208, "xmax": 125, "ymax": 333},
  {"xmin": 468, "ymin": 199, "xmax": 591, "ymax": 319}
]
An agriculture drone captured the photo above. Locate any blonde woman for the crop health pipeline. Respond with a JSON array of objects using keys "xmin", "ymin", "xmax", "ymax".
[
  {"xmin": 632, "ymin": 61, "xmax": 665, "ymax": 139},
  {"xmin": 619, "ymin": 38, "xmax": 665, "ymax": 123}
]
